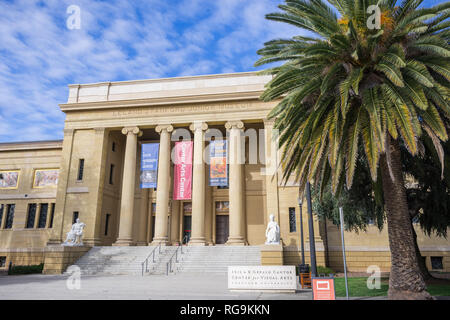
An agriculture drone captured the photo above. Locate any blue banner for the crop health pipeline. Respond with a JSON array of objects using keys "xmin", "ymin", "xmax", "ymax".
[
  {"xmin": 140, "ymin": 143, "xmax": 159, "ymax": 188},
  {"xmin": 209, "ymin": 140, "xmax": 228, "ymax": 187}
]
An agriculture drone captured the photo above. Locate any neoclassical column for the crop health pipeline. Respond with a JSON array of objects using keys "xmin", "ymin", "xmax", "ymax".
[
  {"xmin": 263, "ymin": 119, "xmax": 281, "ymax": 225},
  {"xmin": 152, "ymin": 124, "xmax": 174, "ymax": 245},
  {"xmin": 114, "ymin": 126, "xmax": 142, "ymax": 246},
  {"xmin": 136, "ymin": 188, "xmax": 149, "ymax": 246},
  {"xmin": 189, "ymin": 122, "xmax": 208, "ymax": 246},
  {"xmin": 225, "ymin": 120, "xmax": 246, "ymax": 245}
]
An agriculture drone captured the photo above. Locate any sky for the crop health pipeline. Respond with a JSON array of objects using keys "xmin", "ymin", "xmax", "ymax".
[
  {"xmin": 0, "ymin": 0, "xmax": 442, "ymax": 142},
  {"xmin": 0, "ymin": 0, "xmax": 300, "ymax": 143}
]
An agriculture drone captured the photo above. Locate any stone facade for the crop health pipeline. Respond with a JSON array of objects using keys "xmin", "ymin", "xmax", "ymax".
[{"xmin": 0, "ymin": 72, "xmax": 448, "ymax": 273}]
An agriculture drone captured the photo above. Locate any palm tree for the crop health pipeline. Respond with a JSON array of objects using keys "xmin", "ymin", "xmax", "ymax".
[{"xmin": 256, "ymin": 0, "xmax": 449, "ymax": 299}]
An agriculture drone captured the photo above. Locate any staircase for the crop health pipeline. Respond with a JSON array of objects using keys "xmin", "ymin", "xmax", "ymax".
[
  {"xmin": 174, "ymin": 246, "xmax": 261, "ymax": 274},
  {"xmin": 67, "ymin": 246, "xmax": 169, "ymax": 276},
  {"xmin": 66, "ymin": 245, "xmax": 261, "ymax": 276}
]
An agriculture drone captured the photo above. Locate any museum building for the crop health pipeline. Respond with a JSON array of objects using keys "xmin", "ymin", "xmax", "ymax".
[{"xmin": 0, "ymin": 72, "xmax": 448, "ymax": 274}]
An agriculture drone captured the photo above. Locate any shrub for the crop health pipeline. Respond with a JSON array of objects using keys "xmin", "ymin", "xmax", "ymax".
[{"xmin": 8, "ymin": 263, "xmax": 44, "ymax": 275}]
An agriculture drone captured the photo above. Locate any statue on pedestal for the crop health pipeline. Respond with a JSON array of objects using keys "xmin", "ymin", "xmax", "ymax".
[
  {"xmin": 62, "ymin": 219, "xmax": 86, "ymax": 246},
  {"xmin": 265, "ymin": 214, "xmax": 280, "ymax": 245}
]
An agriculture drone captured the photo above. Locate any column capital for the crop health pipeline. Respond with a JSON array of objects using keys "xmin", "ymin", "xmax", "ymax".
[
  {"xmin": 122, "ymin": 126, "xmax": 143, "ymax": 137},
  {"xmin": 225, "ymin": 121, "xmax": 245, "ymax": 130},
  {"xmin": 263, "ymin": 118, "xmax": 276, "ymax": 126},
  {"xmin": 189, "ymin": 122, "xmax": 208, "ymax": 132},
  {"xmin": 155, "ymin": 124, "xmax": 174, "ymax": 134}
]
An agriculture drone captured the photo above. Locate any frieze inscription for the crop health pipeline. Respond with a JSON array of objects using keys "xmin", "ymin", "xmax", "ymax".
[{"xmin": 112, "ymin": 103, "xmax": 253, "ymax": 117}]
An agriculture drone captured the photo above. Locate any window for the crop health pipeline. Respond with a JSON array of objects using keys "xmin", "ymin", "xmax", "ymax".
[
  {"xmin": 0, "ymin": 204, "xmax": 3, "ymax": 228},
  {"xmin": 112, "ymin": 142, "xmax": 116, "ymax": 152},
  {"xmin": 38, "ymin": 204, "xmax": 48, "ymax": 228},
  {"xmin": 5, "ymin": 204, "xmax": 15, "ymax": 229},
  {"xmin": 431, "ymin": 257, "xmax": 443, "ymax": 270},
  {"xmin": 289, "ymin": 207, "xmax": 297, "ymax": 232},
  {"xmin": 72, "ymin": 211, "xmax": 79, "ymax": 224},
  {"xmin": 217, "ymin": 185, "xmax": 229, "ymax": 189},
  {"xmin": 0, "ymin": 256, "xmax": 6, "ymax": 268},
  {"xmin": 77, "ymin": 159, "xmax": 85, "ymax": 181},
  {"xmin": 49, "ymin": 203, "xmax": 55, "ymax": 228},
  {"xmin": 104, "ymin": 214, "xmax": 110, "ymax": 236},
  {"xmin": 109, "ymin": 164, "xmax": 115, "ymax": 185},
  {"xmin": 26, "ymin": 204, "xmax": 37, "ymax": 229}
]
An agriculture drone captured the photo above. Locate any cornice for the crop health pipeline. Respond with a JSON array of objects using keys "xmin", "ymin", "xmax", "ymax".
[
  {"xmin": 0, "ymin": 140, "xmax": 63, "ymax": 152},
  {"xmin": 59, "ymin": 90, "xmax": 265, "ymax": 113}
]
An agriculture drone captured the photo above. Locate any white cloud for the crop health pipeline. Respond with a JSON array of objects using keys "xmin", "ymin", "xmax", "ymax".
[{"xmin": 0, "ymin": 0, "xmax": 299, "ymax": 142}]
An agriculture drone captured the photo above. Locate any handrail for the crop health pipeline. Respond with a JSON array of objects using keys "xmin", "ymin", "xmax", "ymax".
[
  {"xmin": 166, "ymin": 235, "xmax": 189, "ymax": 275},
  {"xmin": 141, "ymin": 243, "xmax": 162, "ymax": 276}
]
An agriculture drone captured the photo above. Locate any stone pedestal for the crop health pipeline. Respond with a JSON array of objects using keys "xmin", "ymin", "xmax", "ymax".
[
  {"xmin": 260, "ymin": 244, "xmax": 284, "ymax": 266},
  {"xmin": 43, "ymin": 245, "xmax": 90, "ymax": 275}
]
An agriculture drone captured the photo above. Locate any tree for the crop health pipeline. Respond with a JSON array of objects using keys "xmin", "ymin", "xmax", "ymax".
[{"xmin": 256, "ymin": 0, "xmax": 449, "ymax": 299}]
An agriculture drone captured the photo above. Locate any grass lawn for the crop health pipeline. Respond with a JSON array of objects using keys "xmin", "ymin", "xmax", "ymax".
[{"xmin": 334, "ymin": 277, "xmax": 450, "ymax": 297}]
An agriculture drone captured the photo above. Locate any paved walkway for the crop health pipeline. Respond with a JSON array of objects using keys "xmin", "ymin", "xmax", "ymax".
[{"xmin": 0, "ymin": 273, "xmax": 313, "ymax": 300}]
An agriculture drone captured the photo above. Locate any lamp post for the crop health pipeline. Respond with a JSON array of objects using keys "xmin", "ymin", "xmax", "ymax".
[
  {"xmin": 297, "ymin": 197, "xmax": 305, "ymax": 266},
  {"xmin": 305, "ymin": 182, "xmax": 317, "ymax": 278}
]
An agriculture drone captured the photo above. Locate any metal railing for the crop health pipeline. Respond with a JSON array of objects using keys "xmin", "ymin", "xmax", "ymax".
[
  {"xmin": 141, "ymin": 243, "xmax": 162, "ymax": 276},
  {"xmin": 166, "ymin": 235, "xmax": 189, "ymax": 275}
]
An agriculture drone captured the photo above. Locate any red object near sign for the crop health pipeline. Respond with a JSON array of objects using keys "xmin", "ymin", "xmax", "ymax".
[
  {"xmin": 312, "ymin": 278, "xmax": 336, "ymax": 300},
  {"xmin": 173, "ymin": 141, "xmax": 193, "ymax": 200}
]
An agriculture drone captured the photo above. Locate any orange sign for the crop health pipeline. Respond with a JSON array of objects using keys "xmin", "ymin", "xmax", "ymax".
[{"xmin": 312, "ymin": 278, "xmax": 336, "ymax": 300}]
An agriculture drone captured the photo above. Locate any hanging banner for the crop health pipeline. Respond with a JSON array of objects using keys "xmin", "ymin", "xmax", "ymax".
[
  {"xmin": 209, "ymin": 140, "xmax": 228, "ymax": 187},
  {"xmin": 173, "ymin": 141, "xmax": 193, "ymax": 200},
  {"xmin": 140, "ymin": 143, "xmax": 159, "ymax": 189}
]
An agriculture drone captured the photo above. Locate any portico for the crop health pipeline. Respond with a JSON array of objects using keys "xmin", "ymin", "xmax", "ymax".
[{"xmin": 49, "ymin": 72, "xmax": 285, "ymax": 248}]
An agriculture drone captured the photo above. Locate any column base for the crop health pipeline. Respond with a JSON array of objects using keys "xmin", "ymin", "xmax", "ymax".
[
  {"xmin": 113, "ymin": 239, "xmax": 136, "ymax": 246},
  {"xmin": 189, "ymin": 236, "xmax": 206, "ymax": 246},
  {"xmin": 226, "ymin": 237, "xmax": 247, "ymax": 246},
  {"xmin": 135, "ymin": 241, "xmax": 148, "ymax": 246},
  {"xmin": 151, "ymin": 238, "xmax": 169, "ymax": 246}
]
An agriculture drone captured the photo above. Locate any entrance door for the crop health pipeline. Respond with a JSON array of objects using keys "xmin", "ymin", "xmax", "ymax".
[
  {"xmin": 183, "ymin": 215, "xmax": 191, "ymax": 244},
  {"xmin": 216, "ymin": 215, "xmax": 229, "ymax": 244}
]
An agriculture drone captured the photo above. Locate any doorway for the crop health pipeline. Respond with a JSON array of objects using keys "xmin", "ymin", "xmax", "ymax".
[
  {"xmin": 183, "ymin": 215, "xmax": 191, "ymax": 244},
  {"xmin": 215, "ymin": 215, "xmax": 229, "ymax": 244}
]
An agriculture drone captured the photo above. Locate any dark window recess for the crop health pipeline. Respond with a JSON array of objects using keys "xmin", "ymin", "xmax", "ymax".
[
  {"xmin": 0, "ymin": 256, "xmax": 6, "ymax": 268},
  {"xmin": 0, "ymin": 204, "xmax": 4, "ymax": 228},
  {"xmin": 38, "ymin": 204, "xmax": 48, "ymax": 228},
  {"xmin": 26, "ymin": 204, "xmax": 37, "ymax": 229},
  {"xmin": 49, "ymin": 204, "xmax": 55, "ymax": 228},
  {"xmin": 77, "ymin": 159, "xmax": 85, "ymax": 181},
  {"xmin": 289, "ymin": 207, "xmax": 297, "ymax": 233},
  {"xmin": 431, "ymin": 256, "xmax": 444, "ymax": 270},
  {"xmin": 112, "ymin": 142, "xmax": 116, "ymax": 152},
  {"xmin": 5, "ymin": 204, "xmax": 15, "ymax": 229},
  {"xmin": 104, "ymin": 214, "xmax": 110, "ymax": 236},
  {"xmin": 217, "ymin": 186, "xmax": 229, "ymax": 189},
  {"xmin": 109, "ymin": 164, "xmax": 115, "ymax": 185},
  {"xmin": 73, "ymin": 211, "xmax": 79, "ymax": 224}
]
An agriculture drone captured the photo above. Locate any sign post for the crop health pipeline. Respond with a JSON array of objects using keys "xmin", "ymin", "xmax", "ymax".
[{"xmin": 339, "ymin": 207, "xmax": 349, "ymax": 300}]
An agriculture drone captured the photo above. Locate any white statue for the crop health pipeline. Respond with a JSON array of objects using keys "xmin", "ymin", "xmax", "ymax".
[
  {"xmin": 265, "ymin": 214, "xmax": 280, "ymax": 245},
  {"xmin": 62, "ymin": 219, "xmax": 86, "ymax": 246}
]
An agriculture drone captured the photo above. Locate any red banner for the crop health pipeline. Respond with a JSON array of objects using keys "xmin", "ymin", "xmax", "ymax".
[{"xmin": 173, "ymin": 141, "xmax": 193, "ymax": 200}]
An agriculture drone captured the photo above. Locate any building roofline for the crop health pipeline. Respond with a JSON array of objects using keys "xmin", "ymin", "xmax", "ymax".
[
  {"xmin": 0, "ymin": 140, "xmax": 63, "ymax": 152},
  {"xmin": 67, "ymin": 71, "xmax": 261, "ymax": 88}
]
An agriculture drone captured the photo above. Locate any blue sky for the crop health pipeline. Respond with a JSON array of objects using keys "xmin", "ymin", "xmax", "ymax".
[{"xmin": 0, "ymin": 0, "xmax": 442, "ymax": 142}]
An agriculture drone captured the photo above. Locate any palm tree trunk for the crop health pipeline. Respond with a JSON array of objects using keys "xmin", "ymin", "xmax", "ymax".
[
  {"xmin": 380, "ymin": 138, "xmax": 432, "ymax": 300},
  {"xmin": 412, "ymin": 225, "xmax": 433, "ymax": 281}
]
